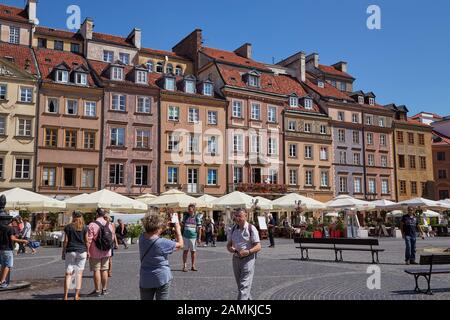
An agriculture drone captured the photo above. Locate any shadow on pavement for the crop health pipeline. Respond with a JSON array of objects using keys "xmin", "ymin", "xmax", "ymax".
[{"xmin": 284, "ymin": 258, "xmax": 405, "ymax": 266}]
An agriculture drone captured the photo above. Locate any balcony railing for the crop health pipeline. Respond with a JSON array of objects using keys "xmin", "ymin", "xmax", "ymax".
[
  {"xmin": 182, "ymin": 184, "xmax": 205, "ymax": 195},
  {"xmin": 228, "ymin": 183, "xmax": 288, "ymax": 195}
]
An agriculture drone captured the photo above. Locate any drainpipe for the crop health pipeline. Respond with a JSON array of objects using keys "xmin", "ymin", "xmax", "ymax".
[
  {"xmin": 361, "ymin": 111, "xmax": 367, "ymax": 199},
  {"xmin": 33, "ymin": 78, "xmax": 41, "ymax": 192},
  {"xmin": 157, "ymin": 91, "xmax": 161, "ymax": 195},
  {"xmin": 392, "ymin": 124, "xmax": 399, "ymax": 202}
]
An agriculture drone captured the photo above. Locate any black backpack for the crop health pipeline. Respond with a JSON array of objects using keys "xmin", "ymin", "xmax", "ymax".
[{"xmin": 94, "ymin": 221, "xmax": 114, "ymax": 251}]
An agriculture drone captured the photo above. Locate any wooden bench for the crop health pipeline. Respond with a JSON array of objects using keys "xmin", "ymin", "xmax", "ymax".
[
  {"xmin": 404, "ymin": 254, "xmax": 450, "ymax": 295},
  {"xmin": 294, "ymin": 237, "xmax": 384, "ymax": 264}
]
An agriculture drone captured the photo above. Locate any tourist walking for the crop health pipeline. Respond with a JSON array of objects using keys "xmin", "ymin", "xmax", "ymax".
[
  {"xmin": 115, "ymin": 219, "xmax": 129, "ymax": 249},
  {"xmin": 181, "ymin": 204, "xmax": 202, "ymax": 272},
  {"xmin": 139, "ymin": 214, "xmax": 183, "ymax": 300},
  {"xmin": 62, "ymin": 211, "xmax": 89, "ymax": 300},
  {"xmin": 87, "ymin": 208, "xmax": 115, "ymax": 296},
  {"xmin": 18, "ymin": 218, "xmax": 36, "ymax": 255},
  {"xmin": 226, "ymin": 209, "xmax": 261, "ymax": 300},
  {"xmin": 400, "ymin": 207, "xmax": 419, "ymax": 265},
  {"xmin": 105, "ymin": 214, "xmax": 118, "ymax": 278},
  {"xmin": 267, "ymin": 213, "xmax": 275, "ymax": 248},
  {"xmin": 204, "ymin": 218, "xmax": 216, "ymax": 247}
]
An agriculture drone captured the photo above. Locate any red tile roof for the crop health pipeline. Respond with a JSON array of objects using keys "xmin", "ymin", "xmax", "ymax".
[
  {"xmin": 34, "ymin": 48, "xmax": 95, "ymax": 85},
  {"xmin": 406, "ymin": 118, "xmax": 432, "ymax": 128},
  {"xmin": 0, "ymin": 4, "xmax": 29, "ymax": 23},
  {"xmin": 201, "ymin": 47, "xmax": 270, "ymax": 71},
  {"xmin": 411, "ymin": 112, "xmax": 443, "ymax": 120},
  {"xmin": 92, "ymin": 32, "xmax": 134, "ymax": 48},
  {"xmin": 0, "ymin": 42, "xmax": 37, "ymax": 75},
  {"xmin": 35, "ymin": 27, "xmax": 82, "ymax": 40},
  {"xmin": 140, "ymin": 47, "xmax": 189, "ymax": 60},
  {"xmin": 318, "ymin": 64, "xmax": 354, "ymax": 79},
  {"xmin": 433, "ymin": 130, "xmax": 450, "ymax": 146},
  {"xmin": 305, "ymin": 74, "xmax": 352, "ymax": 101}
]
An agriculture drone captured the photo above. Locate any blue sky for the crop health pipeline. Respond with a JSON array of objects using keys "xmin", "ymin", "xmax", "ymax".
[{"xmin": 4, "ymin": 0, "xmax": 450, "ymax": 116}]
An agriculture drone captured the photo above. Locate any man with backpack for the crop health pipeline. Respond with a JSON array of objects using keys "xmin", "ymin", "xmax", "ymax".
[
  {"xmin": 87, "ymin": 208, "xmax": 115, "ymax": 296},
  {"xmin": 226, "ymin": 208, "xmax": 261, "ymax": 300}
]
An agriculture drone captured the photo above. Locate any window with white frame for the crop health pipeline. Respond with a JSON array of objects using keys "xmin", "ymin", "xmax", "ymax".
[
  {"xmin": 289, "ymin": 96, "xmax": 298, "ymax": 107},
  {"xmin": 207, "ymin": 169, "xmax": 218, "ymax": 185},
  {"xmin": 0, "ymin": 116, "xmax": 5, "ymax": 135},
  {"xmin": 136, "ymin": 70, "xmax": 148, "ymax": 84},
  {"xmin": 288, "ymin": 121, "xmax": 296, "ymax": 131},
  {"xmin": 207, "ymin": 136, "xmax": 218, "ymax": 154},
  {"xmin": 109, "ymin": 164, "xmax": 124, "ymax": 185},
  {"xmin": 381, "ymin": 155, "xmax": 388, "ymax": 167},
  {"xmin": 9, "ymin": 26, "xmax": 20, "ymax": 44},
  {"xmin": 368, "ymin": 154, "xmax": 375, "ymax": 166},
  {"xmin": 338, "ymin": 129, "xmax": 345, "ymax": 142},
  {"xmin": 0, "ymin": 84, "xmax": 6, "ymax": 100},
  {"xmin": 166, "ymin": 64, "xmax": 173, "ymax": 74},
  {"xmin": 42, "ymin": 167, "xmax": 56, "ymax": 187},
  {"xmin": 352, "ymin": 131, "xmax": 360, "ymax": 144},
  {"xmin": 112, "ymin": 94, "xmax": 126, "ymax": 111},
  {"xmin": 251, "ymin": 135, "xmax": 260, "ymax": 154},
  {"xmin": 47, "ymin": 98, "xmax": 58, "ymax": 113},
  {"xmin": 111, "ymin": 67, "xmax": 124, "ymax": 81},
  {"xmin": 352, "ymin": 114, "xmax": 359, "ymax": 123},
  {"xmin": 136, "ymin": 129, "xmax": 150, "ymax": 149},
  {"xmin": 369, "ymin": 97, "xmax": 375, "ymax": 106},
  {"xmin": 268, "ymin": 138, "xmax": 277, "ymax": 156},
  {"xmin": 208, "ymin": 111, "xmax": 217, "ymax": 125},
  {"xmin": 321, "ymin": 171, "xmax": 329, "ymax": 187},
  {"xmin": 188, "ymin": 134, "xmax": 200, "ymax": 153},
  {"xmin": 66, "ymin": 100, "xmax": 78, "ymax": 115},
  {"xmin": 168, "ymin": 134, "xmax": 180, "ymax": 151},
  {"xmin": 175, "ymin": 66, "xmax": 183, "ymax": 76},
  {"xmin": 382, "ymin": 179, "xmax": 389, "ymax": 194},
  {"xmin": 165, "ymin": 77, "xmax": 175, "ymax": 91},
  {"xmin": 339, "ymin": 151, "xmax": 347, "ymax": 164},
  {"xmin": 304, "ymin": 98, "xmax": 313, "ymax": 110},
  {"xmin": 305, "ymin": 170, "xmax": 313, "ymax": 186},
  {"xmin": 137, "ymin": 97, "xmax": 151, "ymax": 113},
  {"xmin": 305, "ymin": 145, "xmax": 313, "ymax": 159},
  {"xmin": 82, "ymin": 169, "xmax": 95, "ymax": 188},
  {"xmin": 231, "ymin": 100, "xmax": 242, "ymax": 118},
  {"xmin": 367, "ymin": 132, "xmax": 373, "ymax": 145},
  {"xmin": 167, "ymin": 167, "xmax": 178, "ymax": 184},
  {"xmin": 233, "ymin": 167, "xmax": 243, "ymax": 184},
  {"xmin": 320, "ymin": 147, "xmax": 328, "ymax": 161},
  {"xmin": 251, "ymin": 103, "xmax": 261, "ymax": 120},
  {"xmin": 248, "ymin": 74, "xmax": 259, "ymax": 87},
  {"xmin": 380, "ymin": 134, "xmax": 387, "ymax": 146},
  {"xmin": 353, "ymin": 153, "xmax": 361, "ymax": 165},
  {"xmin": 119, "ymin": 53, "xmax": 130, "ymax": 65},
  {"xmin": 366, "ymin": 115, "xmax": 373, "ymax": 125},
  {"xmin": 168, "ymin": 106, "xmax": 179, "ymax": 121},
  {"xmin": 110, "ymin": 128, "xmax": 125, "ymax": 147},
  {"xmin": 84, "ymin": 131, "xmax": 95, "ymax": 150},
  {"xmin": 185, "ymin": 80, "xmax": 196, "ymax": 94},
  {"xmin": 338, "ymin": 112, "xmax": 345, "ymax": 121},
  {"xmin": 233, "ymin": 134, "xmax": 243, "ymax": 153},
  {"xmin": 146, "ymin": 61, "xmax": 153, "ymax": 72},
  {"xmin": 289, "ymin": 169, "xmax": 298, "ymax": 185},
  {"xmin": 135, "ymin": 165, "xmax": 149, "ymax": 186},
  {"xmin": 15, "ymin": 158, "xmax": 30, "ymax": 179},
  {"xmin": 188, "ymin": 108, "xmax": 199, "ymax": 123},
  {"xmin": 339, "ymin": 82, "xmax": 346, "ymax": 91},
  {"xmin": 84, "ymin": 101, "xmax": 96, "ymax": 117},
  {"xmin": 20, "ymin": 87, "xmax": 33, "ymax": 103},
  {"xmin": 358, "ymin": 96, "xmax": 364, "ymax": 104},
  {"xmin": 75, "ymin": 73, "xmax": 87, "ymax": 85},
  {"xmin": 289, "ymin": 144, "xmax": 297, "ymax": 158},
  {"xmin": 268, "ymin": 106, "xmax": 277, "ymax": 123},
  {"xmin": 56, "ymin": 70, "xmax": 68, "ymax": 83},
  {"xmin": 320, "ymin": 125, "xmax": 327, "ymax": 135},
  {"xmin": 379, "ymin": 117, "xmax": 385, "ymax": 127},
  {"xmin": 103, "ymin": 51, "xmax": 114, "ymax": 63},
  {"xmin": 304, "ymin": 123, "xmax": 312, "ymax": 133},
  {"xmin": 268, "ymin": 169, "xmax": 278, "ymax": 184},
  {"xmin": 203, "ymin": 83, "xmax": 213, "ymax": 96},
  {"xmin": 18, "ymin": 118, "xmax": 32, "ymax": 137},
  {"xmin": 354, "ymin": 177, "xmax": 362, "ymax": 193},
  {"xmin": 156, "ymin": 63, "xmax": 163, "ymax": 73},
  {"xmin": 368, "ymin": 178, "xmax": 376, "ymax": 194},
  {"xmin": 339, "ymin": 177, "xmax": 348, "ymax": 193}
]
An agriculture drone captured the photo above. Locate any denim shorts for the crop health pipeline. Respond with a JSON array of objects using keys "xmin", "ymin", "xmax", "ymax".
[{"xmin": 0, "ymin": 250, "xmax": 14, "ymax": 268}]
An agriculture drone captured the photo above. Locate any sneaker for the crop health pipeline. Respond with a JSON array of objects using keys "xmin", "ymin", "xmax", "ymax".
[
  {"xmin": 87, "ymin": 290, "xmax": 101, "ymax": 297},
  {"xmin": 0, "ymin": 282, "xmax": 9, "ymax": 289},
  {"xmin": 101, "ymin": 289, "xmax": 109, "ymax": 296}
]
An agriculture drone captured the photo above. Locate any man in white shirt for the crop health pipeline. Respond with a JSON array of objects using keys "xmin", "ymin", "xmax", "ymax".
[{"xmin": 226, "ymin": 209, "xmax": 261, "ymax": 300}]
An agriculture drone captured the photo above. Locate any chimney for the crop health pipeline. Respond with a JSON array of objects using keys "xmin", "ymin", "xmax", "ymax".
[
  {"xmin": 276, "ymin": 51, "xmax": 306, "ymax": 82},
  {"xmin": 306, "ymin": 53, "xmax": 319, "ymax": 69},
  {"xmin": 234, "ymin": 43, "xmax": 252, "ymax": 59},
  {"xmin": 172, "ymin": 29, "xmax": 203, "ymax": 72},
  {"xmin": 26, "ymin": 0, "xmax": 38, "ymax": 24},
  {"xmin": 127, "ymin": 28, "xmax": 142, "ymax": 49},
  {"xmin": 332, "ymin": 61, "xmax": 348, "ymax": 73},
  {"xmin": 80, "ymin": 18, "xmax": 94, "ymax": 40}
]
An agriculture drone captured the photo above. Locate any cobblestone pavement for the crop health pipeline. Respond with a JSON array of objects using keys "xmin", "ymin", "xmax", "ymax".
[{"xmin": 1, "ymin": 237, "xmax": 450, "ymax": 300}]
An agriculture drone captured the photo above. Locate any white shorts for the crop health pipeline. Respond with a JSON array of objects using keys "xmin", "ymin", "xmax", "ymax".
[
  {"xmin": 65, "ymin": 251, "xmax": 87, "ymax": 274},
  {"xmin": 183, "ymin": 237, "xmax": 197, "ymax": 252}
]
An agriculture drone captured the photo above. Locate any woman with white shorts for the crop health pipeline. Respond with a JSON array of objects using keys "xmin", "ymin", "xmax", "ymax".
[{"xmin": 62, "ymin": 211, "xmax": 89, "ymax": 300}]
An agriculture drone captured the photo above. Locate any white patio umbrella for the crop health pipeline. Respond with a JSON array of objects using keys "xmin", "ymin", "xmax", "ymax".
[
  {"xmin": 212, "ymin": 191, "xmax": 255, "ymax": 210},
  {"xmin": 423, "ymin": 210, "xmax": 441, "ymax": 218},
  {"xmin": 371, "ymin": 199, "xmax": 397, "ymax": 209},
  {"xmin": 135, "ymin": 194, "xmax": 158, "ymax": 205},
  {"xmin": 65, "ymin": 189, "xmax": 147, "ymax": 213},
  {"xmin": 146, "ymin": 189, "xmax": 207, "ymax": 209},
  {"xmin": 325, "ymin": 195, "xmax": 375, "ymax": 211},
  {"xmin": 0, "ymin": 188, "xmax": 66, "ymax": 212},
  {"xmin": 197, "ymin": 194, "xmax": 219, "ymax": 209},
  {"xmin": 387, "ymin": 197, "xmax": 450, "ymax": 210},
  {"xmin": 387, "ymin": 209, "xmax": 441, "ymax": 218},
  {"xmin": 272, "ymin": 193, "xmax": 326, "ymax": 210},
  {"xmin": 253, "ymin": 196, "xmax": 274, "ymax": 210},
  {"xmin": 325, "ymin": 212, "xmax": 339, "ymax": 217},
  {"xmin": 387, "ymin": 210, "xmax": 406, "ymax": 217}
]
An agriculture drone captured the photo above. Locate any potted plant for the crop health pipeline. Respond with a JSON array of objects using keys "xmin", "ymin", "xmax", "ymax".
[{"xmin": 127, "ymin": 224, "xmax": 144, "ymax": 244}]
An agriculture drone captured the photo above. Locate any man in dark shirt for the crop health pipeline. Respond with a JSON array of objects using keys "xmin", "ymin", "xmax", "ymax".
[
  {"xmin": 115, "ymin": 219, "xmax": 128, "ymax": 249},
  {"xmin": 0, "ymin": 222, "xmax": 29, "ymax": 288},
  {"xmin": 400, "ymin": 207, "xmax": 419, "ymax": 265},
  {"xmin": 267, "ymin": 214, "xmax": 275, "ymax": 248}
]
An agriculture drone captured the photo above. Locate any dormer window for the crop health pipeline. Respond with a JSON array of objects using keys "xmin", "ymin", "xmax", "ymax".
[
  {"xmin": 203, "ymin": 82, "xmax": 213, "ymax": 96},
  {"xmin": 340, "ymin": 82, "xmax": 346, "ymax": 91},
  {"xmin": 165, "ymin": 77, "xmax": 176, "ymax": 91},
  {"xmin": 289, "ymin": 96, "xmax": 298, "ymax": 107},
  {"xmin": 358, "ymin": 96, "xmax": 364, "ymax": 104},
  {"xmin": 119, "ymin": 53, "xmax": 130, "ymax": 65},
  {"xmin": 156, "ymin": 62, "xmax": 164, "ymax": 73},
  {"xmin": 318, "ymin": 81, "xmax": 325, "ymax": 88},
  {"xmin": 56, "ymin": 70, "xmax": 68, "ymax": 83},
  {"xmin": 369, "ymin": 97, "xmax": 375, "ymax": 106},
  {"xmin": 111, "ymin": 67, "xmax": 124, "ymax": 81},
  {"xmin": 166, "ymin": 64, "xmax": 173, "ymax": 75},
  {"xmin": 175, "ymin": 66, "xmax": 183, "ymax": 76},
  {"xmin": 136, "ymin": 70, "xmax": 148, "ymax": 84},
  {"xmin": 248, "ymin": 74, "xmax": 260, "ymax": 87},
  {"xmin": 185, "ymin": 79, "xmax": 196, "ymax": 94},
  {"xmin": 146, "ymin": 61, "xmax": 153, "ymax": 72},
  {"xmin": 103, "ymin": 50, "xmax": 114, "ymax": 63},
  {"xmin": 304, "ymin": 98, "xmax": 313, "ymax": 110},
  {"xmin": 75, "ymin": 73, "xmax": 87, "ymax": 85}
]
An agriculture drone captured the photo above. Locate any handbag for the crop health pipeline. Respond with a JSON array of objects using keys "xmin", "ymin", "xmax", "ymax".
[{"xmin": 29, "ymin": 241, "xmax": 41, "ymax": 249}]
